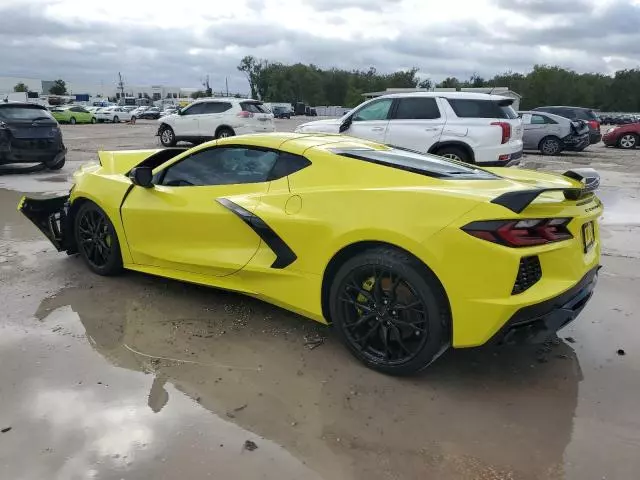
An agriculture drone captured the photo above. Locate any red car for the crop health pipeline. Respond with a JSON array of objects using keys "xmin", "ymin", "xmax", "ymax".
[{"xmin": 603, "ymin": 123, "xmax": 640, "ymax": 149}]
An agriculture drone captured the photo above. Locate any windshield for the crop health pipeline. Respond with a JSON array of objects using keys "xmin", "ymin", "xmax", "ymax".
[
  {"xmin": 0, "ymin": 106, "xmax": 54, "ymax": 121},
  {"xmin": 330, "ymin": 147, "xmax": 498, "ymax": 179}
]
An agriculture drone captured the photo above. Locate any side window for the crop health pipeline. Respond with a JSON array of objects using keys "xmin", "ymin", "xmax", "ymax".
[
  {"xmin": 202, "ymin": 102, "xmax": 232, "ymax": 114},
  {"xmin": 181, "ymin": 103, "xmax": 205, "ymax": 116},
  {"xmin": 160, "ymin": 147, "xmax": 278, "ymax": 187},
  {"xmin": 448, "ymin": 99, "xmax": 502, "ymax": 118},
  {"xmin": 531, "ymin": 115, "xmax": 546, "ymax": 124},
  {"xmin": 557, "ymin": 108, "xmax": 575, "ymax": 119},
  {"xmin": 268, "ymin": 152, "xmax": 312, "ymax": 180},
  {"xmin": 70, "ymin": 107, "xmax": 81, "ymax": 112},
  {"xmin": 393, "ymin": 98, "xmax": 441, "ymax": 120},
  {"xmin": 353, "ymin": 99, "xmax": 393, "ymax": 121}
]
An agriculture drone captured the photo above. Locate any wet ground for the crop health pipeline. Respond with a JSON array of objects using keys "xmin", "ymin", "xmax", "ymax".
[{"xmin": 1, "ymin": 120, "xmax": 639, "ymax": 479}]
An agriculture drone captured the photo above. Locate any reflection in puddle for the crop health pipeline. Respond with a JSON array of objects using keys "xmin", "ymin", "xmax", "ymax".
[
  {"xmin": 17, "ymin": 279, "xmax": 585, "ymax": 480},
  {"xmin": 2, "ymin": 305, "xmax": 323, "ymax": 480}
]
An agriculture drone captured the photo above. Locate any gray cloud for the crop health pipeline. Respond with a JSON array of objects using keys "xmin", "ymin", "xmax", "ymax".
[
  {"xmin": 0, "ymin": 0, "xmax": 639, "ymax": 96},
  {"xmin": 494, "ymin": 0, "xmax": 593, "ymax": 14}
]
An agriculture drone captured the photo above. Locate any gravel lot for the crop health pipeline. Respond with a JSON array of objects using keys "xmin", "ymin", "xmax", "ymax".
[{"xmin": 1, "ymin": 119, "xmax": 639, "ymax": 480}]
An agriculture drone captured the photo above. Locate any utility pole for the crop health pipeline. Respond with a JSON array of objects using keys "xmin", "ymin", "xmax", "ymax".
[
  {"xmin": 203, "ymin": 75, "xmax": 212, "ymax": 97},
  {"xmin": 117, "ymin": 72, "xmax": 125, "ymax": 103},
  {"xmin": 225, "ymin": 77, "xmax": 229, "ymax": 97}
]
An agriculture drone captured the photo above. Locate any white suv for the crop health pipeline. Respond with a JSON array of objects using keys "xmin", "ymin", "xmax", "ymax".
[
  {"xmin": 157, "ymin": 98, "xmax": 275, "ymax": 146},
  {"xmin": 295, "ymin": 92, "xmax": 523, "ymax": 165}
]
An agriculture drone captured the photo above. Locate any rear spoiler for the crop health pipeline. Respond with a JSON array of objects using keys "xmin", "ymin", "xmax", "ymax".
[{"xmin": 491, "ymin": 168, "xmax": 600, "ymax": 213}]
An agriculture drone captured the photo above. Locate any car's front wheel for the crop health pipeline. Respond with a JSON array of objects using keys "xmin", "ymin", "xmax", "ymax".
[
  {"xmin": 618, "ymin": 133, "xmax": 638, "ymax": 149},
  {"xmin": 74, "ymin": 201, "xmax": 123, "ymax": 276},
  {"xmin": 91, "ymin": 117, "xmax": 97, "ymax": 124},
  {"xmin": 69, "ymin": 117, "xmax": 76, "ymax": 125},
  {"xmin": 113, "ymin": 116, "xmax": 119, "ymax": 123},
  {"xmin": 159, "ymin": 125, "xmax": 176, "ymax": 146},
  {"xmin": 329, "ymin": 246, "xmax": 450, "ymax": 375}
]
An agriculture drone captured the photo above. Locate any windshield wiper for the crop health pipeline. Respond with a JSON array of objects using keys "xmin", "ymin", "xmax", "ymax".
[{"xmin": 30, "ymin": 116, "xmax": 54, "ymax": 122}]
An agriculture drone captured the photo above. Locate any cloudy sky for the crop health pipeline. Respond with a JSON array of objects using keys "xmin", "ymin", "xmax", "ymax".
[{"xmin": 1, "ymin": 0, "xmax": 639, "ymax": 93}]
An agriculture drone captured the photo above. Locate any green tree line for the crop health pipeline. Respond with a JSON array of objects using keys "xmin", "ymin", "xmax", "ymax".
[{"xmin": 237, "ymin": 56, "xmax": 640, "ymax": 112}]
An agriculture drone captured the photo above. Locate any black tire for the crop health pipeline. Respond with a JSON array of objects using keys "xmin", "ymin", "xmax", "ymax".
[
  {"xmin": 159, "ymin": 125, "xmax": 176, "ymax": 146},
  {"xmin": 435, "ymin": 146, "xmax": 471, "ymax": 163},
  {"xmin": 215, "ymin": 127, "xmax": 235, "ymax": 139},
  {"xmin": 44, "ymin": 156, "xmax": 65, "ymax": 170},
  {"xmin": 69, "ymin": 117, "xmax": 76, "ymax": 125},
  {"xmin": 539, "ymin": 136, "xmax": 562, "ymax": 155},
  {"xmin": 618, "ymin": 133, "xmax": 638, "ymax": 149},
  {"xmin": 90, "ymin": 117, "xmax": 97, "ymax": 124},
  {"xmin": 329, "ymin": 247, "xmax": 450, "ymax": 375},
  {"xmin": 74, "ymin": 202, "xmax": 123, "ymax": 276},
  {"xmin": 113, "ymin": 116, "xmax": 119, "ymax": 123}
]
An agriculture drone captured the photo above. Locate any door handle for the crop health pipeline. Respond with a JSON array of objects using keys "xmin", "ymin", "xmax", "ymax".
[
  {"xmin": 424, "ymin": 127, "xmax": 438, "ymax": 131},
  {"xmin": 371, "ymin": 127, "xmax": 385, "ymax": 132}
]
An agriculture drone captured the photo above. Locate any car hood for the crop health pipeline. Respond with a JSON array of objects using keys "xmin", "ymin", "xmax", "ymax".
[{"xmin": 296, "ymin": 118, "xmax": 342, "ymax": 132}]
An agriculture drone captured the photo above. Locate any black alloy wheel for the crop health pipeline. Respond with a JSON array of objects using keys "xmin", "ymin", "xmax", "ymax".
[
  {"xmin": 330, "ymin": 247, "xmax": 449, "ymax": 375},
  {"xmin": 74, "ymin": 202, "xmax": 123, "ymax": 275}
]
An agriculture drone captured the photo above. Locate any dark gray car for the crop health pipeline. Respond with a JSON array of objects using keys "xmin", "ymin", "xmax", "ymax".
[{"xmin": 519, "ymin": 111, "xmax": 590, "ymax": 155}]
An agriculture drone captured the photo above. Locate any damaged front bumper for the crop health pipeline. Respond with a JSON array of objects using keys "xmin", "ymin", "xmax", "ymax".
[{"xmin": 18, "ymin": 195, "xmax": 75, "ymax": 253}]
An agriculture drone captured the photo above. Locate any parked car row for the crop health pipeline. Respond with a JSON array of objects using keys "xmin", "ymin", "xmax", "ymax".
[{"xmin": 599, "ymin": 113, "xmax": 640, "ymax": 125}]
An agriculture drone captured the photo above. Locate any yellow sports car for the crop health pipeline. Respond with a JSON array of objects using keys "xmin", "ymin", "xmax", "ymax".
[{"xmin": 19, "ymin": 133, "xmax": 602, "ymax": 375}]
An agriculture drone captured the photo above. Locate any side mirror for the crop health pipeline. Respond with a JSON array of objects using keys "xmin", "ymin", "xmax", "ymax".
[
  {"xmin": 339, "ymin": 115, "xmax": 352, "ymax": 133},
  {"xmin": 129, "ymin": 167, "xmax": 154, "ymax": 188}
]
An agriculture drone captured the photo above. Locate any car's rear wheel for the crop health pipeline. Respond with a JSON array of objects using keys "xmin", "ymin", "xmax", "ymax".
[
  {"xmin": 215, "ymin": 127, "xmax": 235, "ymax": 139},
  {"xmin": 435, "ymin": 146, "xmax": 470, "ymax": 163},
  {"xmin": 329, "ymin": 247, "xmax": 449, "ymax": 375},
  {"xmin": 74, "ymin": 202, "xmax": 123, "ymax": 276},
  {"xmin": 619, "ymin": 133, "xmax": 638, "ymax": 149},
  {"xmin": 44, "ymin": 156, "xmax": 65, "ymax": 170},
  {"xmin": 69, "ymin": 117, "xmax": 76, "ymax": 125},
  {"xmin": 539, "ymin": 136, "xmax": 562, "ymax": 155},
  {"xmin": 159, "ymin": 125, "xmax": 176, "ymax": 146},
  {"xmin": 113, "ymin": 116, "xmax": 119, "ymax": 123}
]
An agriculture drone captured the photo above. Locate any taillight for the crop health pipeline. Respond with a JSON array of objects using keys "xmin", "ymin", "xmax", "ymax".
[
  {"xmin": 237, "ymin": 111, "xmax": 254, "ymax": 118},
  {"xmin": 462, "ymin": 218, "xmax": 573, "ymax": 247},
  {"xmin": 587, "ymin": 120, "xmax": 600, "ymax": 131},
  {"xmin": 491, "ymin": 121, "xmax": 511, "ymax": 144}
]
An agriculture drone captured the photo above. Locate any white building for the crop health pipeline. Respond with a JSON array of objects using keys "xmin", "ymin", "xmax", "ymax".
[{"xmin": 0, "ymin": 75, "xmax": 197, "ymax": 102}]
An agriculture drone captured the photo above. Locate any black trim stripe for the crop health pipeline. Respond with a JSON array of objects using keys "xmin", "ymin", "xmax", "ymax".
[{"xmin": 216, "ymin": 198, "xmax": 297, "ymax": 269}]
